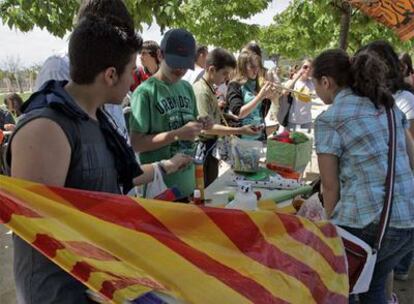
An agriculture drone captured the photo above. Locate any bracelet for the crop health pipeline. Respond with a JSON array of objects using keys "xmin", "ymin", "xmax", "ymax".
[{"xmin": 174, "ymin": 135, "xmax": 179, "ymax": 141}]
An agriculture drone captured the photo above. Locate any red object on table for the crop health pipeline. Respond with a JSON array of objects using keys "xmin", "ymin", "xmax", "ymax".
[
  {"xmin": 266, "ymin": 163, "xmax": 300, "ymax": 180},
  {"xmin": 271, "ymin": 131, "xmax": 294, "ymax": 144}
]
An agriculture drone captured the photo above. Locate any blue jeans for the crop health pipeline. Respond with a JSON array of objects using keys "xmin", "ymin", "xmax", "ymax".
[
  {"xmin": 343, "ymin": 224, "xmax": 414, "ymax": 304},
  {"xmin": 394, "ymin": 249, "xmax": 414, "ymax": 275}
]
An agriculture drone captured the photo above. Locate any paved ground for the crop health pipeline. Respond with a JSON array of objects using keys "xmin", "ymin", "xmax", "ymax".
[{"xmin": 0, "ymin": 225, "xmax": 16, "ymax": 303}]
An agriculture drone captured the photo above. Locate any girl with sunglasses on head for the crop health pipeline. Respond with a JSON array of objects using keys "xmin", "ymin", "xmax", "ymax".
[{"xmin": 282, "ymin": 59, "xmax": 315, "ymax": 132}]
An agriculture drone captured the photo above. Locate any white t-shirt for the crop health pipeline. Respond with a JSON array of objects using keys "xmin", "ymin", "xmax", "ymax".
[
  {"xmin": 182, "ymin": 65, "xmax": 204, "ymax": 84},
  {"xmin": 34, "ymin": 53, "xmax": 70, "ymax": 91},
  {"xmin": 34, "ymin": 53, "xmax": 128, "ymax": 139},
  {"xmin": 289, "ymin": 79, "xmax": 314, "ymax": 124},
  {"xmin": 394, "ymin": 90, "xmax": 414, "ymax": 121}
]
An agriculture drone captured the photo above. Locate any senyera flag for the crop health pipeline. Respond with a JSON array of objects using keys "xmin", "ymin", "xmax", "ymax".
[
  {"xmin": 348, "ymin": 0, "xmax": 414, "ymax": 41},
  {"xmin": 0, "ymin": 175, "xmax": 348, "ymax": 303}
]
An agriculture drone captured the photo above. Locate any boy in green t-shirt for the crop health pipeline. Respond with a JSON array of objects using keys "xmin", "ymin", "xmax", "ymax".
[
  {"xmin": 129, "ymin": 29, "xmax": 210, "ymax": 198},
  {"xmin": 193, "ymin": 48, "xmax": 259, "ymax": 186}
]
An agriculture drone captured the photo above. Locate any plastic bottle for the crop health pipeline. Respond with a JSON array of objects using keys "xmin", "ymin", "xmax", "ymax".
[
  {"xmin": 226, "ymin": 181, "xmax": 257, "ymax": 210},
  {"xmin": 193, "ymin": 189, "xmax": 202, "ymax": 205},
  {"xmin": 194, "ymin": 161, "xmax": 205, "ymax": 200}
]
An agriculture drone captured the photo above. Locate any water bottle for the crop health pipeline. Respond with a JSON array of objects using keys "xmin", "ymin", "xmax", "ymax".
[{"xmin": 226, "ymin": 181, "xmax": 257, "ymax": 210}]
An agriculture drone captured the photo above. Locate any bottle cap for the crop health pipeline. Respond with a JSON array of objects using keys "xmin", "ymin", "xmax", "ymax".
[{"xmin": 193, "ymin": 189, "xmax": 201, "ymax": 198}]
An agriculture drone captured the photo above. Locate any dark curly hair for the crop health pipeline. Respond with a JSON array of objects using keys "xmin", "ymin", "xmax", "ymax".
[
  {"xmin": 312, "ymin": 48, "xmax": 394, "ymax": 109},
  {"xmin": 356, "ymin": 40, "xmax": 414, "ymax": 94},
  {"xmin": 400, "ymin": 53, "xmax": 414, "ymax": 77}
]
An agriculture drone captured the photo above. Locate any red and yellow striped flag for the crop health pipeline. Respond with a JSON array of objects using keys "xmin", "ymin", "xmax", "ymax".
[{"xmin": 0, "ymin": 175, "xmax": 348, "ymax": 303}]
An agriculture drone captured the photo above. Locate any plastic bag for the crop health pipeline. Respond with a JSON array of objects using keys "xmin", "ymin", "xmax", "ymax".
[
  {"xmin": 231, "ymin": 137, "xmax": 263, "ymax": 173},
  {"xmin": 145, "ymin": 163, "xmax": 168, "ymax": 199},
  {"xmin": 213, "ymin": 136, "xmax": 232, "ymax": 162},
  {"xmin": 297, "ymin": 193, "xmax": 327, "ymax": 221}
]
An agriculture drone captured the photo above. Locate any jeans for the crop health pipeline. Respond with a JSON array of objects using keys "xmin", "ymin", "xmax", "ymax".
[
  {"xmin": 394, "ymin": 249, "xmax": 414, "ymax": 275},
  {"xmin": 343, "ymin": 224, "xmax": 414, "ymax": 304}
]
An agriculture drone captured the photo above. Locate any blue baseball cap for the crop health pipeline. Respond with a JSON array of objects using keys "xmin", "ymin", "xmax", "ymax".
[{"xmin": 160, "ymin": 28, "xmax": 196, "ymax": 70}]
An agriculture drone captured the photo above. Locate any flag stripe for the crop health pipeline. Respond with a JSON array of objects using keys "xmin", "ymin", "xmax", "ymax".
[
  {"xmin": 319, "ymin": 222, "xmax": 340, "ymax": 238},
  {"xmin": 277, "ymin": 213, "xmax": 346, "ymax": 272},
  {"xmin": 249, "ymin": 212, "xmax": 348, "ymax": 296},
  {"xmin": 203, "ymin": 208, "xmax": 348, "ymax": 303},
  {"xmin": 49, "ymin": 187, "xmax": 288, "ymax": 304},
  {"xmin": 143, "ymin": 201, "xmax": 317, "ymax": 303},
  {"xmin": 0, "ymin": 189, "xmax": 42, "ymax": 223}
]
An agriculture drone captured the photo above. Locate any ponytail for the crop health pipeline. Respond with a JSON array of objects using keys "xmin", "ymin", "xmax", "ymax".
[
  {"xmin": 350, "ymin": 51, "xmax": 394, "ymax": 108},
  {"xmin": 312, "ymin": 48, "xmax": 394, "ymax": 109}
]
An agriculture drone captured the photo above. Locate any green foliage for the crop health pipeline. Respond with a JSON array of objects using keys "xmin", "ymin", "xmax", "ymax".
[
  {"xmin": 172, "ymin": 0, "xmax": 270, "ymax": 50},
  {"xmin": 260, "ymin": 0, "xmax": 414, "ymax": 59},
  {"xmin": 0, "ymin": 0, "xmax": 80, "ymax": 37},
  {"xmin": 0, "ymin": 0, "xmax": 272, "ymax": 51}
]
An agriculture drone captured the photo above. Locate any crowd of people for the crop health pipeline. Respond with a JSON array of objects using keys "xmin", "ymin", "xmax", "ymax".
[{"xmin": 1, "ymin": 0, "xmax": 414, "ymax": 303}]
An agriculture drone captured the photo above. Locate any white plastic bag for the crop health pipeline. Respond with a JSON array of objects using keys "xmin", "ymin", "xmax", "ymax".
[
  {"xmin": 297, "ymin": 193, "xmax": 327, "ymax": 221},
  {"xmin": 145, "ymin": 163, "xmax": 168, "ymax": 199},
  {"xmin": 231, "ymin": 137, "xmax": 263, "ymax": 173}
]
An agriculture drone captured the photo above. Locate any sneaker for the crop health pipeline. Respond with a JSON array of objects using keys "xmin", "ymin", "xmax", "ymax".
[
  {"xmin": 394, "ymin": 273, "xmax": 409, "ymax": 281},
  {"xmin": 388, "ymin": 293, "xmax": 399, "ymax": 304}
]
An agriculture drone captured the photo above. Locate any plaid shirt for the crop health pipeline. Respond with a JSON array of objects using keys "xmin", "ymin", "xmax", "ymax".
[{"xmin": 315, "ymin": 88, "xmax": 414, "ymax": 228}]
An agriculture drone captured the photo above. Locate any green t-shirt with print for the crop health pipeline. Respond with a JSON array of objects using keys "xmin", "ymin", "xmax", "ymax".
[{"xmin": 129, "ymin": 77, "xmax": 198, "ymax": 197}]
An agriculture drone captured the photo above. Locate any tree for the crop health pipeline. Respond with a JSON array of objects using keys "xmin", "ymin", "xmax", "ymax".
[
  {"xmin": 0, "ymin": 0, "xmax": 272, "ymax": 50},
  {"xmin": 23, "ymin": 64, "xmax": 42, "ymax": 92},
  {"xmin": 260, "ymin": 0, "xmax": 414, "ymax": 59},
  {"xmin": 337, "ymin": 0, "xmax": 351, "ymax": 50},
  {"xmin": 2, "ymin": 55, "xmax": 23, "ymax": 93}
]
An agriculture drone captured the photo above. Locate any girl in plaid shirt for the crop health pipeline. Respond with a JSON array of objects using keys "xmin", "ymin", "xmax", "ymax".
[{"xmin": 312, "ymin": 48, "xmax": 414, "ymax": 304}]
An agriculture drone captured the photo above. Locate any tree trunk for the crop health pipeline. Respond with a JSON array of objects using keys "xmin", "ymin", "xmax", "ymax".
[
  {"xmin": 29, "ymin": 71, "xmax": 34, "ymax": 92},
  {"xmin": 14, "ymin": 73, "xmax": 23, "ymax": 93},
  {"xmin": 338, "ymin": 1, "xmax": 351, "ymax": 50},
  {"xmin": 4, "ymin": 77, "xmax": 13, "ymax": 92}
]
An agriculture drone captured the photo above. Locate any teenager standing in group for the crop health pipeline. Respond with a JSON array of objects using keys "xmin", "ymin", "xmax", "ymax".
[
  {"xmin": 193, "ymin": 48, "xmax": 259, "ymax": 186},
  {"xmin": 227, "ymin": 51, "xmax": 274, "ymax": 140},
  {"xmin": 129, "ymin": 29, "xmax": 211, "ymax": 199},
  {"xmin": 313, "ymin": 49, "xmax": 414, "ymax": 304},
  {"xmin": 183, "ymin": 45, "xmax": 208, "ymax": 84},
  {"xmin": 284, "ymin": 59, "xmax": 315, "ymax": 132}
]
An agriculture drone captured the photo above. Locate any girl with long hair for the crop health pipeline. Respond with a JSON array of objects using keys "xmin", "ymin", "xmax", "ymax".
[{"xmin": 226, "ymin": 51, "xmax": 274, "ymax": 140}]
